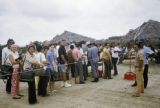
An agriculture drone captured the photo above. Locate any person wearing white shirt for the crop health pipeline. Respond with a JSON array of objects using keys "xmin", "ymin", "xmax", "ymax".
[
  {"xmin": 1, "ymin": 39, "xmax": 15, "ymax": 94},
  {"xmin": 36, "ymin": 45, "xmax": 50, "ymax": 97},
  {"xmin": 111, "ymin": 43, "xmax": 120, "ymax": 76},
  {"xmin": 8, "ymin": 44, "xmax": 23, "ymax": 99}
]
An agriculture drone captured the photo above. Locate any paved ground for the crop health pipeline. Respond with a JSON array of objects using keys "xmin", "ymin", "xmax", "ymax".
[{"xmin": 0, "ymin": 60, "xmax": 160, "ymax": 108}]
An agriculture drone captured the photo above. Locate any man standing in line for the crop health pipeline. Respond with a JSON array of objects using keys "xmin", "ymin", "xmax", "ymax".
[
  {"xmin": 1, "ymin": 39, "xmax": 15, "ymax": 94},
  {"xmin": 58, "ymin": 40, "xmax": 72, "ymax": 87},
  {"xmin": 72, "ymin": 43, "xmax": 85, "ymax": 84},
  {"xmin": 88, "ymin": 43, "xmax": 99, "ymax": 82}
]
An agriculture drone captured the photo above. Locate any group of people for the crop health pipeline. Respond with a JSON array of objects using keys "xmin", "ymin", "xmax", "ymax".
[{"xmin": 0, "ymin": 38, "xmax": 156, "ymax": 104}]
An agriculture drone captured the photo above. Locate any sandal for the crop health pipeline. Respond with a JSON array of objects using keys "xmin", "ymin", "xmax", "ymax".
[
  {"xmin": 12, "ymin": 95, "xmax": 21, "ymax": 99},
  {"xmin": 17, "ymin": 94, "xmax": 24, "ymax": 97}
]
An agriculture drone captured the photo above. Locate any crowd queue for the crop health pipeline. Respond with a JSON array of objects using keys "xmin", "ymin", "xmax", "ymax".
[{"xmin": 0, "ymin": 38, "xmax": 158, "ymax": 104}]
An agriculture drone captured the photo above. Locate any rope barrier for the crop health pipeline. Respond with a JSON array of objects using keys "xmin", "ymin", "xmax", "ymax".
[{"xmin": 0, "ymin": 58, "xmax": 103, "ymax": 77}]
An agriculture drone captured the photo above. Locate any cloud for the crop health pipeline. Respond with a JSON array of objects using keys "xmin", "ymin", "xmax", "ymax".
[{"xmin": 0, "ymin": 0, "xmax": 160, "ymax": 46}]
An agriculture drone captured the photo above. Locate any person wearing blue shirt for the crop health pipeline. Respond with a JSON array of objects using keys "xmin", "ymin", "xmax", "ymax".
[
  {"xmin": 141, "ymin": 45, "xmax": 154, "ymax": 88},
  {"xmin": 46, "ymin": 45, "xmax": 57, "ymax": 94},
  {"xmin": 88, "ymin": 43, "xmax": 99, "ymax": 82}
]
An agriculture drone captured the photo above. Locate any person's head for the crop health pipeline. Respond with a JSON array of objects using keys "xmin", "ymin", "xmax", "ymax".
[
  {"xmin": 10, "ymin": 44, "xmax": 18, "ymax": 53},
  {"xmin": 27, "ymin": 45, "xmax": 36, "ymax": 55},
  {"xmin": 70, "ymin": 45, "xmax": 74, "ymax": 50},
  {"xmin": 92, "ymin": 43, "xmax": 96, "ymax": 47},
  {"xmin": 60, "ymin": 39, "xmax": 67, "ymax": 46},
  {"xmin": 111, "ymin": 42, "xmax": 115, "ymax": 48},
  {"xmin": 134, "ymin": 42, "xmax": 143, "ymax": 52},
  {"xmin": 7, "ymin": 39, "xmax": 15, "ymax": 49},
  {"xmin": 76, "ymin": 43, "xmax": 81, "ymax": 49},
  {"xmin": 138, "ymin": 39, "xmax": 145, "ymax": 47},
  {"xmin": 43, "ymin": 46, "xmax": 49, "ymax": 54},
  {"xmin": 104, "ymin": 43, "xmax": 110, "ymax": 48},
  {"xmin": 49, "ymin": 44, "xmax": 55, "ymax": 52},
  {"xmin": 36, "ymin": 45, "xmax": 43, "ymax": 53}
]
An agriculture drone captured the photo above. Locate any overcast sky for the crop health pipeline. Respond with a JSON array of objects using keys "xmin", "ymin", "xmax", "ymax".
[{"xmin": 0, "ymin": 0, "xmax": 160, "ymax": 46}]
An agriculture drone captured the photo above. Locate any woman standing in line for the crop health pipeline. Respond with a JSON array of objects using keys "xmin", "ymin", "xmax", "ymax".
[
  {"xmin": 8, "ymin": 44, "xmax": 23, "ymax": 99},
  {"xmin": 23, "ymin": 45, "xmax": 43, "ymax": 104}
]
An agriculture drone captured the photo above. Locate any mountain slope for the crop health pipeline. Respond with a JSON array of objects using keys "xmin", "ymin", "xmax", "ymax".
[
  {"xmin": 50, "ymin": 31, "xmax": 95, "ymax": 44},
  {"xmin": 125, "ymin": 20, "xmax": 160, "ymax": 41}
]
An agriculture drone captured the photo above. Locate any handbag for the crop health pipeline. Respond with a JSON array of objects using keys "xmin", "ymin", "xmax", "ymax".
[
  {"xmin": 0, "ymin": 56, "xmax": 13, "ymax": 79},
  {"xmin": 19, "ymin": 70, "xmax": 35, "ymax": 82},
  {"xmin": 19, "ymin": 55, "xmax": 35, "ymax": 82}
]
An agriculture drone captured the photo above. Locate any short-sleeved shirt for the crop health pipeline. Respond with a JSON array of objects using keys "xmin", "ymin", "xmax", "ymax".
[
  {"xmin": 58, "ymin": 45, "xmax": 68, "ymax": 64},
  {"xmin": 102, "ymin": 47, "xmax": 111, "ymax": 61},
  {"xmin": 46, "ymin": 50, "xmax": 57, "ymax": 70},
  {"xmin": 2, "ymin": 47, "xmax": 10, "ymax": 65},
  {"xmin": 111, "ymin": 46, "xmax": 120, "ymax": 58},
  {"xmin": 142, "ymin": 46, "xmax": 154, "ymax": 65},
  {"xmin": 35, "ymin": 52, "xmax": 46, "ymax": 63},
  {"xmin": 135, "ymin": 50, "xmax": 144, "ymax": 69},
  {"xmin": 23, "ymin": 52, "xmax": 37, "ymax": 70}
]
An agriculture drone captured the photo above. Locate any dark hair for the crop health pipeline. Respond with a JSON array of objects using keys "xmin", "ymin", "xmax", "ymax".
[
  {"xmin": 43, "ymin": 46, "xmax": 49, "ymax": 50},
  {"xmin": 70, "ymin": 45, "xmax": 74, "ymax": 49},
  {"xmin": 104, "ymin": 42, "xmax": 108, "ymax": 46},
  {"xmin": 49, "ymin": 44, "xmax": 54, "ymax": 47},
  {"xmin": 76, "ymin": 42, "xmax": 82, "ymax": 47},
  {"xmin": 7, "ymin": 39, "xmax": 15, "ymax": 44},
  {"xmin": 135, "ymin": 42, "xmax": 143, "ymax": 49},
  {"xmin": 36, "ymin": 45, "xmax": 43, "ymax": 52}
]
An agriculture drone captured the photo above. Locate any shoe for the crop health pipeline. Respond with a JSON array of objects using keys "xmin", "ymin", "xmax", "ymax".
[
  {"xmin": 6, "ymin": 91, "xmax": 11, "ymax": 94},
  {"xmin": 41, "ymin": 94, "xmax": 50, "ymax": 97},
  {"xmin": 132, "ymin": 94, "xmax": 140, "ymax": 97},
  {"xmin": 108, "ymin": 77, "xmax": 113, "ymax": 79},
  {"xmin": 64, "ymin": 82, "xmax": 72, "ymax": 87},
  {"xmin": 17, "ymin": 94, "xmax": 24, "ymax": 97},
  {"xmin": 12, "ymin": 95, "xmax": 21, "ymax": 99},
  {"xmin": 131, "ymin": 83, "xmax": 137, "ymax": 87},
  {"xmin": 91, "ymin": 78, "xmax": 99, "ymax": 82},
  {"xmin": 113, "ymin": 73, "xmax": 118, "ymax": 76},
  {"xmin": 52, "ymin": 90, "xmax": 57, "ymax": 94},
  {"xmin": 79, "ymin": 81, "xmax": 85, "ymax": 84},
  {"xmin": 29, "ymin": 101, "xmax": 39, "ymax": 105}
]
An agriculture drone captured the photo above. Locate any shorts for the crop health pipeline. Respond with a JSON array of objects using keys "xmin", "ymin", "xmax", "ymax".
[{"xmin": 59, "ymin": 64, "xmax": 67, "ymax": 73}]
